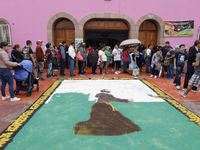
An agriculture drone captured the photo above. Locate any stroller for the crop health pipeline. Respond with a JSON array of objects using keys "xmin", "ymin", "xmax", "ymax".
[{"xmin": 14, "ymin": 60, "xmax": 39, "ymax": 97}]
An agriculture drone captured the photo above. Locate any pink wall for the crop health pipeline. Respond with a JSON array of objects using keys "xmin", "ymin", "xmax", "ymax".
[{"xmin": 1, "ymin": 0, "xmax": 200, "ymax": 55}]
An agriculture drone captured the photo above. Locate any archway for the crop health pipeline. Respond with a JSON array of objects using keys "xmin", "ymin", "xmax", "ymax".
[
  {"xmin": 84, "ymin": 19, "xmax": 129, "ymax": 48},
  {"xmin": 136, "ymin": 14, "xmax": 165, "ymax": 46},
  {"xmin": 139, "ymin": 20, "xmax": 158, "ymax": 48},
  {"xmin": 47, "ymin": 12, "xmax": 78, "ymax": 46},
  {"xmin": 54, "ymin": 18, "xmax": 75, "ymax": 46}
]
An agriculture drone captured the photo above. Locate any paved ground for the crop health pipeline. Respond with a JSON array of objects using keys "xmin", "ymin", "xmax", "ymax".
[{"xmin": 0, "ymin": 67, "xmax": 200, "ymax": 149}]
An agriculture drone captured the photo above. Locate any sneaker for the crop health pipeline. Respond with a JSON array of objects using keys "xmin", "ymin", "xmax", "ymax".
[
  {"xmin": 191, "ymin": 89, "xmax": 200, "ymax": 93},
  {"xmin": 117, "ymin": 71, "xmax": 121, "ymax": 73},
  {"xmin": 176, "ymin": 85, "xmax": 180, "ymax": 90},
  {"xmin": 172, "ymin": 83, "xmax": 176, "ymax": 86},
  {"xmin": 179, "ymin": 91, "xmax": 187, "ymax": 98},
  {"xmin": 11, "ymin": 97, "xmax": 21, "ymax": 102},
  {"xmin": 150, "ymin": 75, "xmax": 154, "ymax": 77},
  {"xmin": 40, "ymin": 78, "xmax": 45, "ymax": 81},
  {"xmin": 165, "ymin": 72, "xmax": 167, "ymax": 74},
  {"xmin": 47, "ymin": 75, "xmax": 53, "ymax": 78},
  {"xmin": 55, "ymin": 69, "xmax": 58, "ymax": 71},
  {"xmin": 115, "ymin": 71, "xmax": 118, "ymax": 74},
  {"xmin": 154, "ymin": 75, "xmax": 157, "ymax": 79},
  {"xmin": 80, "ymin": 74, "xmax": 85, "ymax": 76},
  {"xmin": 2, "ymin": 95, "xmax": 10, "ymax": 101},
  {"xmin": 100, "ymin": 73, "xmax": 105, "ymax": 75},
  {"xmin": 183, "ymin": 88, "xmax": 187, "ymax": 91},
  {"xmin": 105, "ymin": 72, "xmax": 109, "ymax": 74}
]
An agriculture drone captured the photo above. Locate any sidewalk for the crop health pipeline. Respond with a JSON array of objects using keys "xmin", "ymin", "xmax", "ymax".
[{"xmin": 0, "ymin": 67, "xmax": 200, "ymax": 133}]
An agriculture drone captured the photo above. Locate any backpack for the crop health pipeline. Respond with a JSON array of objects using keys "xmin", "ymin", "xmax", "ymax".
[
  {"xmin": 57, "ymin": 45, "xmax": 62, "ymax": 59},
  {"xmin": 126, "ymin": 55, "xmax": 131, "ymax": 63}
]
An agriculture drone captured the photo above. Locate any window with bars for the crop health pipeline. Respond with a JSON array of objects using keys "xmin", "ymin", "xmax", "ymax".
[{"xmin": 0, "ymin": 24, "xmax": 12, "ymax": 45}]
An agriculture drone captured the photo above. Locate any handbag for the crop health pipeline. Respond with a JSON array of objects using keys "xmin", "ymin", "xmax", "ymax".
[
  {"xmin": 52, "ymin": 57, "xmax": 58, "ymax": 66},
  {"xmin": 155, "ymin": 63, "xmax": 162, "ymax": 71},
  {"xmin": 132, "ymin": 65, "xmax": 140, "ymax": 76},
  {"xmin": 99, "ymin": 62, "xmax": 104, "ymax": 69},
  {"xmin": 76, "ymin": 51, "xmax": 83, "ymax": 61},
  {"xmin": 163, "ymin": 59, "xmax": 171, "ymax": 66},
  {"xmin": 38, "ymin": 63, "xmax": 44, "ymax": 73}
]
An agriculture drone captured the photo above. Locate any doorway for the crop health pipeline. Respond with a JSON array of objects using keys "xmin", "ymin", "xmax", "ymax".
[
  {"xmin": 139, "ymin": 20, "xmax": 158, "ymax": 48},
  {"xmin": 54, "ymin": 18, "xmax": 75, "ymax": 46}
]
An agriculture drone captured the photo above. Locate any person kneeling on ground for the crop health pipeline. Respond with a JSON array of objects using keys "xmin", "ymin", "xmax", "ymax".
[
  {"xmin": 179, "ymin": 53, "xmax": 200, "ymax": 97},
  {"xmin": 150, "ymin": 51, "xmax": 163, "ymax": 79}
]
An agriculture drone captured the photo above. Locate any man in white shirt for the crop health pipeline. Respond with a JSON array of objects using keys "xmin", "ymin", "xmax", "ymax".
[
  {"xmin": 112, "ymin": 44, "xmax": 122, "ymax": 74},
  {"xmin": 146, "ymin": 44, "xmax": 152, "ymax": 73},
  {"xmin": 68, "ymin": 41, "xmax": 76, "ymax": 77}
]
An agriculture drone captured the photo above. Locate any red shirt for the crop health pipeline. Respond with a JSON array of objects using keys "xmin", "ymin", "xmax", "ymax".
[{"xmin": 86, "ymin": 48, "xmax": 94, "ymax": 55}]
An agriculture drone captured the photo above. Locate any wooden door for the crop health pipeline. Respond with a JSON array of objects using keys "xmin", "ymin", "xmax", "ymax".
[
  {"xmin": 139, "ymin": 20, "xmax": 158, "ymax": 48},
  {"xmin": 54, "ymin": 19, "xmax": 75, "ymax": 47}
]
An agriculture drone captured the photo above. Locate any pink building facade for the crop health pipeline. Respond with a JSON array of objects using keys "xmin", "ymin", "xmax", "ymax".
[{"xmin": 0, "ymin": 0, "xmax": 200, "ymax": 55}]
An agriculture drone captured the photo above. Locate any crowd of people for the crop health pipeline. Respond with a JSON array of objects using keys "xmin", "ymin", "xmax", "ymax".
[{"xmin": 0, "ymin": 39, "xmax": 200, "ymax": 101}]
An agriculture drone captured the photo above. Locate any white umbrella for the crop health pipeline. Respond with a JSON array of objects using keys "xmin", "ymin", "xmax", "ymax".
[{"xmin": 120, "ymin": 39, "xmax": 141, "ymax": 47}]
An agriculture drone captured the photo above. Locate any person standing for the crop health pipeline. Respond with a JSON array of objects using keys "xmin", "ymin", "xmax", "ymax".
[
  {"xmin": 22, "ymin": 40, "xmax": 36, "ymax": 77},
  {"xmin": 11, "ymin": 44, "xmax": 23, "ymax": 63},
  {"xmin": 78, "ymin": 43, "xmax": 87, "ymax": 76},
  {"xmin": 99, "ymin": 46, "xmax": 107, "ymax": 75},
  {"xmin": 82, "ymin": 42, "xmax": 87, "ymax": 74},
  {"xmin": 179, "ymin": 53, "xmax": 200, "ymax": 97},
  {"xmin": 129, "ymin": 46, "xmax": 137, "ymax": 75},
  {"xmin": 161, "ymin": 41, "xmax": 170, "ymax": 76},
  {"xmin": 36, "ymin": 40, "xmax": 45, "ymax": 80},
  {"xmin": 59, "ymin": 41, "xmax": 66, "ymax": 76},
  {"xmin": 173, "ymin": 44, "xmax": 187, "ymax": 90},
  {"xmin": 0, "ymin": 42, "xmax": 21, "ymax": 102},
  {"xmin": 183, "ymin": 40, "xmax": 200, "ymax": 92},
  {"xmin": 122, "ymin": 46, "xmax": 129, "ymax": 73},
  {"xmin": 68, "ymin": 41, "xmax": 76, "ymax": 77},
  {"xmin": 112, "ymin": 44, "xmax": 122, "ymax": 74},
  {"xmin": 146, "ymin": 44, "xmax": 152, "ymax": 73},
  {"xmin": 90, "ymin": 48, "xmax": 99, "ymax": 74},
  {"xmin": 45, "ymin": 44, "xmax": 53, "ymax": 78},
  {"xmin": 165, "ymin": 46, "xmax": 175, "ymax": 80},
  {"xmin": 105, "ymin": 46, "xmax": 112, "ymax": 74},
  {"xmin": 51, "ymin": 46, "xmax": 58, "ymax": 77},
  {"xmin": 65, "ymin": 44, "xmax": 69, "ymax": 69},
  {"xmin": 86, "ymin": 45, "xmax": 94, "ymax": 68}
]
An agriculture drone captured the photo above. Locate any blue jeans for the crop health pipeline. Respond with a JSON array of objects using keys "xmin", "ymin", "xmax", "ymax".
[
  {"xmin": 0, "ymin": 68, "xmax": 14, "ymax": 98},
  {"xmin": 146, "ymin": 57, "xmax": 151, "ymax": 73},
  {"xmin": 183, "ymin": 63, "xmax": 197, "ymax": 90},
  {"xmin": 69, "ymin": 57, "xmax": 74, "ymax": 75},
  {"xmin": 141, "ymin": 58, "xmax": 146, "ymax": 67},
  {"xmin": 47, "ymin": 63, "xmax": 52, "ymax": 76},
  {"xmin": 123, "ymin": 61, "xmax": 128, "ymax": 73},
  {"xmin": 166, "ymin": 63, "xmax": 174, "ymax": 79},
  {"xmin": 60, "ymin": 59, "xmax": 65, "ymax": 75},
  {"xmin": 173, "ymin": 66, "xmax": 183, "ymax": 86}
]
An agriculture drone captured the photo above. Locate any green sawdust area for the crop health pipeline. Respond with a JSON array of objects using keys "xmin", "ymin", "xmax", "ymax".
[{"xmin": 5, "ymin": 93, "xmax": 200, "ymax": 150}]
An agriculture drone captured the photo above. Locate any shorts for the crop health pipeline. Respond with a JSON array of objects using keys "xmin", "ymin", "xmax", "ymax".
[{"xmin": 189, "ymin": 74, "xmax": 200, "ymax": 87}]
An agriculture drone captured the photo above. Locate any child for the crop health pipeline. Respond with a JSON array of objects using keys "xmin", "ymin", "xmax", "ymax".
[
  {"xmin": 173, "ymin": 44, "xmax": 187, "ymax": 89},
  {"xmin": 179, "ymin": 53, "xmax": 200, "ymax": 97},
  {"xmin": 150, "ymin": 51, "xmax": 163, "ymax": 78}
]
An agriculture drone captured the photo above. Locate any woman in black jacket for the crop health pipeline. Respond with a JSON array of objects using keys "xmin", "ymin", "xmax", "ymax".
[{"xmin": 11, "ymin": 44, "xmax": 23, "ymax": 63}]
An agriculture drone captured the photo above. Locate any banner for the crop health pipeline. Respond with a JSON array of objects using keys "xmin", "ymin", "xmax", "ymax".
[
  {"xmin": 164, "ymin": 20, "xmax": 194, "ymax": 37},
  {"xmin": 75, "ymin": 38, "xmax": 83, "ymax": 50}
]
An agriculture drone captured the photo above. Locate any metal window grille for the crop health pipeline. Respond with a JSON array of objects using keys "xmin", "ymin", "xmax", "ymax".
[{"xmin": 0, "ymin": 24, "xmax": 12, "ymax": 45}]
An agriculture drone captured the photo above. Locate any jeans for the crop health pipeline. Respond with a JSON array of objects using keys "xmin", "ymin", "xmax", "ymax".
[
  {"xmin": 78, "ymin": 61, "xmax": 84, "ymax": 74},
  {"xmin": 69, "ymin": 57, "xmax": 74, "ymax": 76},
  {"xmin": 123, "ymin": 61, "xmax": 128, "ymax": 73},
  {"xmin": 65, "ymin": 53, "xmax": 69, "ymax": 69},
  {"xmin": 173, "ymin": 66, "xmax": 183, "ymax": 86},
  {"xmin": 92, "ymin": 64, "xmax": 97, "ymax": 74},
  {"xmin": 47, "ymin": 63, "xmax": 52, "ymax": 76},
  {"xmin": 166, "ymin": 63, "xmax": 174, "ymax": 79},
  {"xmin": 37, "ymin": 62, "xmax": 44, "ymax": 78},
  {"xmin": 136, "ymin": 57, "xmax": 142, "ymax": 69},
  {"xmin": 141, "ymin": 58, "xmax": 146, "ymax": 67},
  {"xmin": 100, "ymin": 62, "xmax": 105, "ymax": 74},
  {"xmin": 146, "ymin": 57, "xmax": 151, "ymax": 73},
  {"xmin": 151, "ymin": 65, "xmax": 159, "ymax": 76},
  {"xmin": 183, "ymin": 63, "xmax": 197, "ymax": 90},
  {"xmin": 0, "ymin": 68, "xmax": 14, "ymax": 98},
  {"xmin": 60, "ymin": 59, "xmax": 65, "ymax": 75}
]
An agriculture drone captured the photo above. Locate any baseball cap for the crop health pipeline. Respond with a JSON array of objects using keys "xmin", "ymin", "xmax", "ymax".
[{"xmin": 36, "ymin": 40, "xmax": 43, "ymax": 44}]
